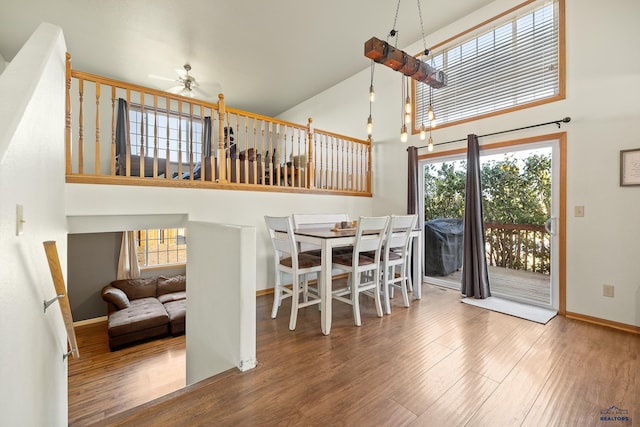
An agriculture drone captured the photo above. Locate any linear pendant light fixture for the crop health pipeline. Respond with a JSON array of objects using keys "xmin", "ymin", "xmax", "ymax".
[{"xmin": 364, "ymin": 0, "xmax": 447, "ymax": 144}]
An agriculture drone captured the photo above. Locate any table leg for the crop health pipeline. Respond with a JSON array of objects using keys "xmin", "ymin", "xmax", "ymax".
[{"xmin": 320, "ymin": 239, "xmax": 332, "ymax": 335}]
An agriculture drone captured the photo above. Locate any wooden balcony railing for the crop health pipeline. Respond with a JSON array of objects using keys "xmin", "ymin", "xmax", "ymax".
[
  {"xmin": 64, "ymin": 54, "xmax": 371, "ymax": 195},
  {"xmin": 484, "ymin": 222, "xmax": 550, "ymax": 274}
]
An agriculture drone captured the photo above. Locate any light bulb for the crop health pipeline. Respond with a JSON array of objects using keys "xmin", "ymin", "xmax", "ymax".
[
  {"xmin": 430, "ymin": 117, "xmax": 437, "ymax": 128},
  {"xmin": 428, "ymin": 136, "xmax": 434, "ymax": 152},
  {"xmin": 405, "ymin": 96, "xmax": 411, "ymax": 114},
  {"xmin": 427, "ymin": 105, "xmax": 435, "ymax": 121},
  {"xmin": 419, "ymin": 124, "xmax": 426, "ymax": 140},
  {"xmin": 400, "ymin": 125, "xmax": 408, "ymax": 143},
  {"xmin": 367, "ymin": 115, "xmax": 373, "ymax": 136},
  {"xmin": 405, "ymin": 111, "xmax": 411, "ymax": 124},
  {"xmin": 369, "ymin": 85, "xmax": 375, "ymax": 102}
]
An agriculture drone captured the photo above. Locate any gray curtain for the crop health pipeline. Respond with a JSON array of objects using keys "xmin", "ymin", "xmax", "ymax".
[
  {"xmin": 407, "ymin": 146, "xmax": 419, "ymax": 215},
  {"xmin": 203, "ymin": 116, "xmax": 212, "ymax": 158},
  {"xmin": 461, "ymin": 134, "xmax": 490, "ymax": 299},
  {"xmin": 115, "ymin": 98, "xmax": 129, "ymax": 174}
]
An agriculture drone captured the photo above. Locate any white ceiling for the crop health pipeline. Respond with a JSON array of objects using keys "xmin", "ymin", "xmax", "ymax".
[{"xmin": 0, "ymin": 0, "xmax": 494, "ymax": 117}]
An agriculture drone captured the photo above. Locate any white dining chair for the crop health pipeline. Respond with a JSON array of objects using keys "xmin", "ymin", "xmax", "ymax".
[
  {"xmin": 331, "ymin": 216, "xmax": 389, "ymax": 326},
  {"xmin": 264, "ymin": 215, "xmax": 323, "ymax": 330},
  {"xmin": 379, "ymin": 214, "xmax": 417, "ymax": 314}
]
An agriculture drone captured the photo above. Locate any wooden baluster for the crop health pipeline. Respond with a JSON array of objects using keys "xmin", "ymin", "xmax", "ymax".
[
  {"xmin": 276, "ymin": 124, "xmax": 282, "ymax": 186},
  {"xmin": 125, "ymin": 89, "xmax": 131, "ymax": 177},
  {"xmin": 350, "ymin": 140, "xmax": 355, "ymax": 191},
  {"xmin": 331, "ymin": 135, "xmax": 336, "ymax": 190},
  {"xmin": 252, "ymin": 117, "xmax": 257, "ymax": 184},
  {"xmin": 260, "ymin": 120, "xmax": 265, "ymax": 185},
  {"xmin": 139, "ymin": 93, "xmax": 145, "ymax": 178},
  {"xmin": 343, "ymin": 139, "xmax": 347, "ymax": 191},
  {"xmin": 165, "ymin": 97, "xmax": 171, "ymax": 180},
  {"xmin": 217, "ymin": 94, "xmax": 227, "ymax": 183},
  {"xmin": 188, "ymin": 102, "xmax": 194, "ymax": 180},
  {"xmin": 307, "ymin": 118, "xmax": 315, "ymax": 189},
  {"xmin": 516, "ymin": 229, "xmax": 521, "ymax": 269},
  {"xmin": 95, "ymin": 83, "xmax": 101, "ymax": 175},
  {"xmin": 320, "ymin": 134, "xmax": 325, "ymax": 189},
  {"xmin": 153, "ymin": 95, "xmax": 158, "ymax": 178},
  {"xmin": 110, "ymin": 86, "xmax": 116, "ymax": 176},
  {"xmin": 177, "ymin": 100, "xmax": 182, "ymax": 179},
  {"xmin": 65, "ymin": 53, "xmax": 72, "ymax": 175},
  {"xmin": 367, "ymin": 138, "xmax": 372, "ymax": 193},
  {"xmin": 267, "ymin": 122, "xmax": 273, "ymax": 185},
  {"xmin": 199, "ymin": 105, "xmax": 205, "ymax": 181},
  {"xmin": 281, "ymin": 125, "xmax": 288, "ymax": 187},
  {"xmin": 243, "ymin": 114, "xmax": 249, "ymax": 184},
  {"xmin": 78, "ymin": 78, "xmax": 84, "ymax": 174},
  {"xmin": 296, "ymin": 127, "xmax": 301, "ymax": 187}
]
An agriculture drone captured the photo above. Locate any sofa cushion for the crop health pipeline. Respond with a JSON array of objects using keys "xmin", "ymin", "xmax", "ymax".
[
  {"xmin": 107, "ymin": 297, "xmax": 169, "ymax": 337},
  {"xmin": 164, "ymin": 299, "xmax": 186, "ymax": 335},
  {"xmin": 102, "ymin": 286, "xmax": 130, "ymax": 309},
  {"xmin": 157, "ymin": 291, "xmax": 186, "ymax": 304},
  {"xmin": 157, "ymin": 275, "xmax": 186, "ymax": 296},
  {"xmin": 111, "ymin": 277, "xmax": 158, "ymax": 300}
]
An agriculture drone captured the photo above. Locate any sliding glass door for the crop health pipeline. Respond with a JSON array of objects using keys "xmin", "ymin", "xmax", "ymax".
[{"xmin": 420, "ymin": 137, "xmax": 561, "ymax": 310}]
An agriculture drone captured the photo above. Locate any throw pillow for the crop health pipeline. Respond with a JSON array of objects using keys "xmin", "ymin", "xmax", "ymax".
[{"xmin": 102, "ymin": 286, "xmax": 130, "ymax": 309}]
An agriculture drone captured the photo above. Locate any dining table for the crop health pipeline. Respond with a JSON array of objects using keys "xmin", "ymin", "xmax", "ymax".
[{"xmin": 293, "ymin": 226, "xmax": 423, "ymax": 335}]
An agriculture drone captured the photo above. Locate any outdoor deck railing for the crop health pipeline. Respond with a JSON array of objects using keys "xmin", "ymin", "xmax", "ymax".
[
  {"xmin": 64, "ymin": 54, "xmax": 371, "ymax": 195},
  {"xmin": 484, "ymin": 222, "xmax": 550, "ymax": 274}
]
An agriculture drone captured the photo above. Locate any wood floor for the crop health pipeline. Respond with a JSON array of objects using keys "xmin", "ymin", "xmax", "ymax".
[{"xmin": 70, "ymin": 283, "xmax": 639, "ymax": 427}]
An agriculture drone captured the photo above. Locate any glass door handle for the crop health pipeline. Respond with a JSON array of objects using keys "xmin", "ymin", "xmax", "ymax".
[{"xmin": 544, "ymin": 218, "xmax": 557, "ymax": 235}]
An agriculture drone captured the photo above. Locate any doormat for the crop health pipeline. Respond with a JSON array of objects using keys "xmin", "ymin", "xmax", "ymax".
[{"xmin": 461, "ymin": 296, "xmax": 557, "ymax": 324}]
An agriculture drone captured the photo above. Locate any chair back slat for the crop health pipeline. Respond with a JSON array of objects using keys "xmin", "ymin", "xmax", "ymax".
[
  {"xmin": 386, "ymin": 215, "xmax": 417, "ymax": 254},
  {"xmin": 353, "ymin": 216, "xmax": 389, "ymax": 257},
  {"xmin": 264, "ymin": 216, "xmax": 298, "ymax": 266}
]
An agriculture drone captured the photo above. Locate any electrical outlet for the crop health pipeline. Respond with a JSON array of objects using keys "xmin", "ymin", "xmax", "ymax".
[{"xmin": 603, "ymin": 284, "xmax": 614, "ymax": 298}]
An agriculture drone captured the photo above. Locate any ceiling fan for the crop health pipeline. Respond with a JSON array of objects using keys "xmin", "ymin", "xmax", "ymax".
[{"xmin": 150, "ymin": 64, "xmax": 219, "ymax": 99}]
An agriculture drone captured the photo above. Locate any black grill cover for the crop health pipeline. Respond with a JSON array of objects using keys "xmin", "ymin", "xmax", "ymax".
[{"xmin": 424, "ymin": 218, "xmax": 464, "ymax": 276}]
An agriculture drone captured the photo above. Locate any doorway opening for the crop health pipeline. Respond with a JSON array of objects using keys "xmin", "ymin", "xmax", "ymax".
[{"xmin": 420, "ymin": 135, "xmax": 564, "ymax": 312}]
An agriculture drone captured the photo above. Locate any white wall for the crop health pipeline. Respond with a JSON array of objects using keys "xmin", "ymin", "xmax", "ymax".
[
  {"xmin": 0, "ymin": 23, "xmax": 68, "ymax": 426},
  {"xmin": 279, "ymin": 0, "xmax": 640, "ymax": 327},
  {"xmin": 186, "ymin": 221, "xmax": 256, "ymax": 384},
  {"xmin": 65, "ymin": 184, "xmax": 372, "ymax": 292}
]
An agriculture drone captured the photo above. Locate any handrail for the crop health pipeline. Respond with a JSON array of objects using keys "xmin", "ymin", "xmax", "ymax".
[
  {"xmin": 65, "ymin": 54, "xmax": 371, "ymax": 195},
  {"xmin": 43, "ymin": 241, "xmax": 79, "ymax": 359}
]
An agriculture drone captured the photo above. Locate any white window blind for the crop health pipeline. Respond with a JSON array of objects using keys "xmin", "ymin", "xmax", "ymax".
[{"xmin": 415, "ymin": 0, "xmax": 561, "ymax": 130}]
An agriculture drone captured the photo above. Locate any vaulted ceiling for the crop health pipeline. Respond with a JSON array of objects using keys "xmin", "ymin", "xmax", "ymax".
[{"xmin": 0, "ymin": 0, "xmax": 494, "ymax": 117}]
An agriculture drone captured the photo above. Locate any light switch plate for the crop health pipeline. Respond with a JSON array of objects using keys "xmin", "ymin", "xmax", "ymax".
[
  {"xmin": 16, "ymin": 204, "xmax": 24, "ymax": 236},
  {"xmin": 574, "ymin": 205, "xmax": 584, "ymax": 217}
]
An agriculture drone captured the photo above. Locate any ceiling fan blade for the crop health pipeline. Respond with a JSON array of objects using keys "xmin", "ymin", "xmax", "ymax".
[
  {"xmin": 149, "ymin": 74, "xmax": 179, "ymax": 82},
  {"xmin": 165, "ymin": 85, "xmax": 184, "ymax": 94},
  {"xmin": 192, "ymin": 87, "xmax": 212, "ymax": 99}
]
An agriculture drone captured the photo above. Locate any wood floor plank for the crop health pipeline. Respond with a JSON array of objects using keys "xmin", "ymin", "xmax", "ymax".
[
  {"xmin": 410, "ymin": 371, "xmax": 499, "ymax": 427},
  {"xmin": 521, "ymin": 321, "xmax": 639, "ymax": 427},
  {"xmin": 465, "ymin": 317, "xmax": 576, "ymax": 426},
  {"xmin": 67, "ymin": 284, "xmax": 639, "ymax": 427}
]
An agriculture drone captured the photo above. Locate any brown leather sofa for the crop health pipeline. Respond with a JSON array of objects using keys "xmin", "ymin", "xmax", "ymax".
[{"xmin": 101, "ymin": 275, "xmax": 186, "ymax": 350}]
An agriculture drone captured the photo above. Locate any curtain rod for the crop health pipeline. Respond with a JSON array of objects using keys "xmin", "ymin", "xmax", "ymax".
[{"xmin": 416, "ymin": 117, "xmax": 571, "ymax": 150}]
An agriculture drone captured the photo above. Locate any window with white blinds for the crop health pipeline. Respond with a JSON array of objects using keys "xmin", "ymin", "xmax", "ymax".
[{"xmin": 414, "ymin": 0, "xmax": 562, "ymax": 131}]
